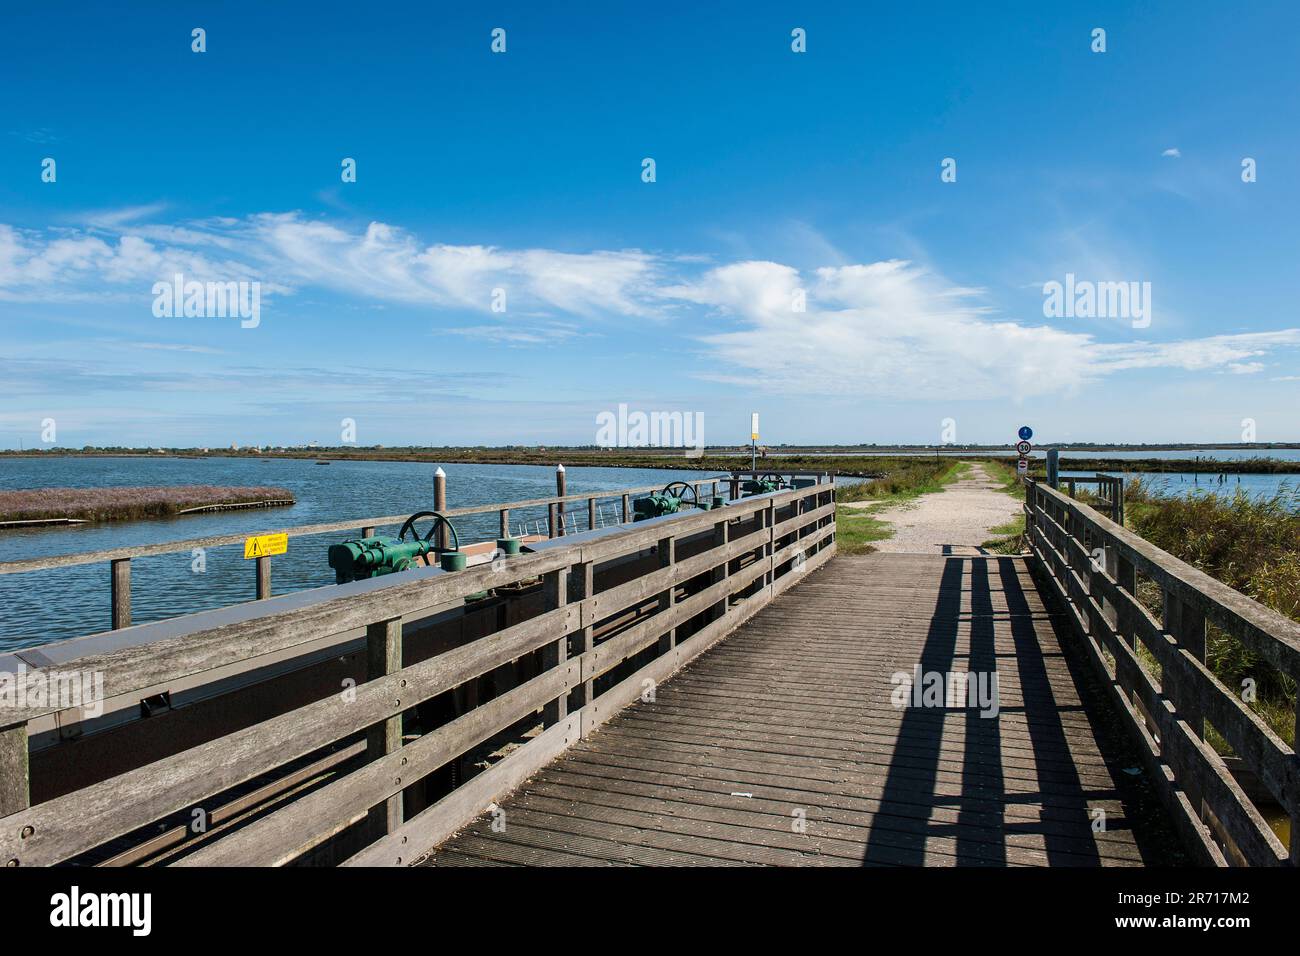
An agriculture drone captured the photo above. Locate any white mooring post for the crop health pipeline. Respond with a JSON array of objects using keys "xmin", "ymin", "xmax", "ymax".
[
  {"xmin": 554, "ymin": 463, "xmax": 567, "ymax": 537},
  {"xmin": 434, "ymin": 467, "xmax": 448, "ymax": 551}
]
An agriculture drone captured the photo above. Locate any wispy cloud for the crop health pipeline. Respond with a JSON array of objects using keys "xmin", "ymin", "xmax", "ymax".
[
  {"xmin": 1161, "ymin": 147, "xmax": 1182, "ymax": 158},
  {"xmin": 447, "ymin": 323, "xmax": 586, "ymax": 346},
  {"xmin": 0, "ymin": 213, "xmax": 662, "ymax": 318},
  {"xmin": 670, "ymin": 260, "xmax": 1300, "ymax": 399},
  {"xmin": 4, "ymin": 210, "xmax": 1299, "ymax": 403}
]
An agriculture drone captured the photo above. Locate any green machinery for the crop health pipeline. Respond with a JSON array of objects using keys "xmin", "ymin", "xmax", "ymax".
[
  {"xmin": 328, "ymin": 511, "xmax": 464, "ymax": 583},
  {"xmin": 741, "ymin": 473, "xmax": 788, "ymax": 496},
  {"xmin": 633, "ymin": 481, "xmax": 725, "ymax": 521}
]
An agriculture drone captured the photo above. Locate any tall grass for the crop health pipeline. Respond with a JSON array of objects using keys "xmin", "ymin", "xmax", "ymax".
[
  {"xmin": 0, "ymin": 486, "xmax": 295, "ymax": 523},
  {"xmin": 835, "ymin": 458, "xmax": 960, "ymax": 503},
  {"xmin": 1126, "ymin": 479, "xmax": 1300, "ymax": 621},
  {"xmin": 1125, "ymin": 479, "xmax": 1299, "ymax": 745}
]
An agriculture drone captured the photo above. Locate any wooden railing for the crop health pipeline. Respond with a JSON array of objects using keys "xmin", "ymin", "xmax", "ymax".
[
  {"xmin": 0, "ymin": 474, "xmax": 732, "ymax": 631},
  {"xmin": 1025, "ymin": 478, "xmax": 1300, "ymax": 866},
  {"xmin": 1056, "ymin": 473, "xmax": 1125, "ymax": 524},
  {"xmin": 0, "ymin": 479, "xmax": 835, "ymax": 866}
]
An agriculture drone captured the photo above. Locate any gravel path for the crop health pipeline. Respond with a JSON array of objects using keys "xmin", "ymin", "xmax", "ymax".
[{"xmin": 846, "ymin": 461, "xmax": 1022, "ymax": 555}]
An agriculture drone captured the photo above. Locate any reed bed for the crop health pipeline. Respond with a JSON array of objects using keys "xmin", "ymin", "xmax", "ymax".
[{"xmin": 0, "ymin": 486, "xmax": 295, "ymax": 523}]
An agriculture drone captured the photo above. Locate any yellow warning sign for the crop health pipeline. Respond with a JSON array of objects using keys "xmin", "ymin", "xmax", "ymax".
[{"xmin": 244, "ymin": 533, "xmax": 288, "ymax": 559}]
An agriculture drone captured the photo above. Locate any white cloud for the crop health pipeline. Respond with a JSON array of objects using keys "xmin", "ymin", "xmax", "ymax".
[
  {"xmin": 4, "ymin": 210, "xmax": 1299, "ymax": 402},
  {"xmin": 0, "ymin": 213, "xmax": 661, "ymax": 318},
  {"xmin": 1162, "ymin": 147, "xmax": 1182, "ymax": 158},
  {"xmin": 446, "ymin": 323, "xmax": 584, "ymax": 346},
  {"xmin": 668, "ymin": 260, "xmax": 1300, "ymax": 399}
]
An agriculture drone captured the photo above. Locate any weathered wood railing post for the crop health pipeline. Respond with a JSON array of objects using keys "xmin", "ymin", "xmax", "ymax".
[
  {"xmin": 542, "ymin": 567, "xmax": 569, "ymax": 726},
  {"xmin": 255, "ymin": 555, "xmax": 272, "ymax": 600},
  {"xmin": 498, "ymin": 509, "xmax": 510, "ymax": 539},
  {"xmin": 0, "ymin": 722, "xmax": 29, "ymax": 831},
  {"xmin": 587, "ymin": 497, "xmax": 597, "ymax": 531},
  {"xmin": 1162, "ymin": 588, "xmax": 1207, "ymax": 820},
  {"xmin": 572, "ymin": 560, "xmax": 595, "ymax": 709},
  {"xmin": 1295, "ymin": 712, "xmax": 1300, "ymax": 865},
  {"xmin": 110, "ymin": 558, "xmax": 131, "ymax": 630},
  {"xmin": 621, "ymin": 493, "xmax": 631, "ymax": 523},
  {"xmin": 362, "ymin": 526, "xmax": 376, "ymax": 539},
  {"xmin": 1116, "ymin": 551, "xmax": 1143, "ymax": 735},
  {"xmin": 712, "ymin": 517, "xmax": 729, "ymax": 620},
  {"xmin": 366, "ymin": 616, "xmax": 403, "ymax": 834},
  {"xmin": 657, "ymin": 535, "xmax": 677, "ymax": 652},
  {"xmin": 766, "ymin": 499, "xmax": 777, "ymax": 589},
  {"xmin": 434, "ymin": 467, "xmax": 449, "ymax": 552}
]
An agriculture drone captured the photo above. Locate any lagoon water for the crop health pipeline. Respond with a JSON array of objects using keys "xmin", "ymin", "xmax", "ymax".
[
  {"xmin": 1, "ymin": 454, "xmax": 1291, "ymax": 651},
  {"xmin": 1060, "ymin": 470, "xmax": 1300, "ymax": 502},
  {"xmin": 0, "ymin": 457, "xmax": 722, "ymax": 650}
]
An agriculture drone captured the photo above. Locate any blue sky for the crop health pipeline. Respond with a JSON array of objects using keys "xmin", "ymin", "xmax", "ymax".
[{"xmin": 2, "ymin": 1, "xmax": 1298, "ymax": 448}]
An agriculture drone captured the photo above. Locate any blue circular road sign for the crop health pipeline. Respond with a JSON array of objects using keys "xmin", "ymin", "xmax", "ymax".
[{"xmin": 1018, "ymin": 426, "xmax": 1033, "ymax": 441}]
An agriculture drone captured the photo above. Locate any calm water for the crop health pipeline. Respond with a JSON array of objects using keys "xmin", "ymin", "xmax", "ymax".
[
  {"xmin": 1060, "ymin": 470, "xmax": 1300, "ymax": 503},
  {"xmin": 0, "ymin": 457, "xmax": 722, "ymax": 651}
]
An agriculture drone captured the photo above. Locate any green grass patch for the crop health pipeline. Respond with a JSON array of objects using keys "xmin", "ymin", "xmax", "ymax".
[
  {"xmin": 834, "ymin": 505, "xmax": 894, "ymax": 555},
  {"xmin": 837, "ymin": 458, "xmax": 966, "ymax": 504},
  {"xmin": 983, "ymin": 458, "xmax": 1028, "ymax": 500},
  {"xmin": 980, "ymin": 513, "xmax": 1027, "ymax": 554}
]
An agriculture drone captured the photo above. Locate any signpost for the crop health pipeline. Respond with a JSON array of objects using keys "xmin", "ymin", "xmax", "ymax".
[
  {"xmin": 244, "ymin": 533, "xmax": 288, "ymax": 602},
  {"xmin": 1016, "ymin": 426, "xmax": 1032, "ymax": 483},
  {"xmin": 244, "ymin": 533, "xmax": 288, "ymax": 559},
  {"xmin": 750, "ymin": 412, "xmax": 759, "ymax": 471}
]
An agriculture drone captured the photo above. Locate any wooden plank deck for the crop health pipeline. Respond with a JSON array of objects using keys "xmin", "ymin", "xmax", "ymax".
[{"xmin": 420, "ymin": 553, "xmax": 1183, "ymax": 867}]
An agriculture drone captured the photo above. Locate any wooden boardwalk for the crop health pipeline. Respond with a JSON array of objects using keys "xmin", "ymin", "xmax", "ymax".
[{"xmin": 422, "ymin": 552, "xmax": 1180, "ymax": 866}]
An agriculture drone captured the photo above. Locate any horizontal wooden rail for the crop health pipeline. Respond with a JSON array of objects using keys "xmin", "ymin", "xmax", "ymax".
[
  {"xmin": 1055, "ymin": 473, "xmax": 1125, "ymax": 524},
  {"xmin": 0, "ymin": 479, "xmax": 836, "ymax": 866},
  {"xmin": 1024, "ymin": 478, "xmax": 1299, "ymax": 866}
]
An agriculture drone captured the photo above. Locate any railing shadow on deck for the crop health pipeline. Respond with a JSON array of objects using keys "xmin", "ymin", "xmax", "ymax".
[{"xmin": 862, "ymin": 556, "xmax": 1115, "ymax": 866}]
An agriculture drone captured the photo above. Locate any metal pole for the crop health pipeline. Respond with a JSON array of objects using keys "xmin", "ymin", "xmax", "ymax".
[
  {"xmin": 434, "ymin": 467, "xmax": 448, "ymax": 551},
  {"xmin": 555, "ymin": 463, "xmax": 567, "ymax": 536}
]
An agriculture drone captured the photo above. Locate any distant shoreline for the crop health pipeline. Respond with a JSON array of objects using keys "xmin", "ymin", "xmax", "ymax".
[
  {"xmin": 2, "ymin": 449, "xmax": 1298, "ymax": 474},
  {"xmin": 2, "ymin": 441, "xmax": 1298, "ymax": 460}
]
